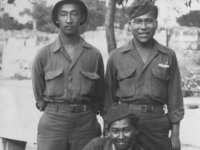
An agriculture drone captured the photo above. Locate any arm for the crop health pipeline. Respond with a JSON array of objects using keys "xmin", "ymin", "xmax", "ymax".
[
  {"xmin": 105, "ymin": 53, "xmax": 118, "ymax": 108},
  {"xmin": 170, "ymin": 122, "xmax": 181, "ymax": 150},
  {"xmin": 167, "ymin": 51, "xmax": 184, "ymax": 150},
  {"xmin": 31, "ymin": 50, "xmax": 47, "ymax": 111},
  {"xmin": 94, "ymin": 53, "xmax": 105, "ymax": 115},
  {"xmin": 102, "ymin": 53, "xmax": 118, "ymax": 128}
]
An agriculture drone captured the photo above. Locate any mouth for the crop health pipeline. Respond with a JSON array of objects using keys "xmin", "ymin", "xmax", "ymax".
[
  {"xmin": 138, "ymin": 32, "xmax": 149, "ymax": 37},
  {"xmin": 116, "ymin": 141, "xmax": 127, "ymax": 146},
  {"xmin": 65, "ymin": 26, "xmax": 74, "ymax": 29}
]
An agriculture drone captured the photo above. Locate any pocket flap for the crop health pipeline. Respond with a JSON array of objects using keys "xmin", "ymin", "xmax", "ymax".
[
  {"xmin": 117, "ymin": 69, "xmax": 136, "ymax": 81},
  {"xmin": 152, "ymin": 69, "xmax": 169, "ymax": 80},
  {"xmin": 81, "ymin": 70, "xmax": 100, "ymax": 80},
  {"xmin": 45, "ymin": 69, "xmax": 63, "ymax": 80}
]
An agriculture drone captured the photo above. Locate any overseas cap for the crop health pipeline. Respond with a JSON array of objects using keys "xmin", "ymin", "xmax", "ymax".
[
  {"xmin": 107, "ymin": 103, "xmax": 139, "ymax": 126},
  {"xmin": 52, "ymin": 0, "xmax": 88, "ymax": 27},
  {"xmin": 127, "ymin": 0, "xmax": 157, "ymax": 20}
]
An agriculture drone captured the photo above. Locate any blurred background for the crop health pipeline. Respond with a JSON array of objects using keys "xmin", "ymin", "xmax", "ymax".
[{"xmin": 0, "ymin": 0, "xmax": 200, "ymax": 149}]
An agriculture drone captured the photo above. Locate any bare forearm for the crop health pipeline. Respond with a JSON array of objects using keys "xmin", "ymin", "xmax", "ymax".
[
  {"xmin": 170, "ymin": 122, "xmax": 181, "ymax": 150},
  {"xmin": 171, "ymin": 122, "xmax": 180, "ymax": 136}
]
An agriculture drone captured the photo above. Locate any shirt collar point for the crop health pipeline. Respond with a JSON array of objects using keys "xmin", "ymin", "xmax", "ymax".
[
  {"xmin": 121, "ymin": 41, "xmax": 133, "ymax": 53},
  {"xmin": 51, "ymin": 36, "xmax": 62, "ymax": 53},
  {"xmin": 154, "ymin": 41, "xmax": 167, "ymax": 54},
  {"xmin": 79, "ymin": 37, "xmax": 93, "ymax": 49}
]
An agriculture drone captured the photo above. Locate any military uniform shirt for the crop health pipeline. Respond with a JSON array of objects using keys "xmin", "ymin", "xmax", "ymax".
[
  {"xmin": 32, "ymin": 36, "xmax": 104, "ymax": 110},
  {"xmin": 104, "ymin": 39, "xmax": 184, "ymax": 123},
  {"xmin": 83, "ymin": 137, "xmax": 144, "ymax": 150}
]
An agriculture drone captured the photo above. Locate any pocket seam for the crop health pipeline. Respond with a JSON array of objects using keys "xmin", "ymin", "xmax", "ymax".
[
  {"xmin": 80, "ymin": 70, "xmax": 100, "ymax": 80},
  {"xmin": 152, "ymin": 69, "xmax": 169, "ymax": 81},
  {"xmin": 45, "ymin": 69, "xmax": 63, "ymax": 80},
  {"xmin": 117, "ymin": 69, "xmax": 136, "ymax": 81}
]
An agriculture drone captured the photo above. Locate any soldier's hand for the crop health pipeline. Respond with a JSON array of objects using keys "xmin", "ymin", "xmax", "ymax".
[
  {"xmin": 36, "ymin": 101, "xmax": 47, "ymax": 111},
  {"xmin": 170, "ymin": 133, "xmax": 181, "ymax": 150}
]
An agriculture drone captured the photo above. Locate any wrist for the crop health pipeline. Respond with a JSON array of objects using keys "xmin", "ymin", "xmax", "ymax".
[{"xmin": 171, "ymin": 122, "xmax": 180, "ymax": 134}]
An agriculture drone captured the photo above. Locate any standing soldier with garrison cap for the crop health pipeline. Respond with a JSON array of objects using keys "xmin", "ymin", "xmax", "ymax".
[
  {"xmin": 32, "ymin": 0, "xmax": 104, "ymax": 150},
  {"xmin": 104, "ymin": 0, "xmax": 184, "ymax": 150}
]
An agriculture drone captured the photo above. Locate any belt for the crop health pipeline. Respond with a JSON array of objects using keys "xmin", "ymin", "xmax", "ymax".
[
  {"xmin": 126, "ymin": 104, "xmax": 165, "ymax": 113},
  {"xmin": 47, "ymin": 103, "xmax": 93, "ymax": 113}
]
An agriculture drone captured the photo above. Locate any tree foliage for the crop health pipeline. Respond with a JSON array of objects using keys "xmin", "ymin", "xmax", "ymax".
[
  {"xmin": 0, "ymin": 13, "xmax": 27, "ymax": 30},
  {"xmin": 115, "ymin": 7, "xmax": 129, "ymax": 29},
  {"xmin": 80, "ymin": 0, "xmax": 105, "ymax": 33},
  {"xmin": 20, "ymin": 0, "xmax": 56, "ymax": 32},
  {"xmin": 19, "ymin": 0, "xmax": 105, "ymax": 33},
  {"xmin": 177, "ymin": 10, "xmax": 200, "ymax": 27}
]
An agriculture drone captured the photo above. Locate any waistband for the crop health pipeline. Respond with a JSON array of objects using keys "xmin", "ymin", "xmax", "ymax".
[
  {"xmin": 121, "ymin": 102, "xmax": 165, "ymax": 113},
  {"xmin": 47, "ymin": 102, "xmax": 93, "ymax": 113}
]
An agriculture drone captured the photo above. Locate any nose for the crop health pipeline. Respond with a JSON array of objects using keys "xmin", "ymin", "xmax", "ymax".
[
  {"xmin": 118, "ymin": 131, "xmax": 124, "ymax": 140},
  {"xmin": 141, "ymin": 21, "xmax": 147, "ymax": 29},
  {"xmin": 66, "ymin": 15, "xmax": 72, "ymax": 23}
]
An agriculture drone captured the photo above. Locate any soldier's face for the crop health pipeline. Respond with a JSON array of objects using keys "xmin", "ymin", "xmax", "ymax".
[
  {"xmin": 129, "ymin": 10, "xmax": 158, "ymax": 44},
  {"xmin": 56, "ymin": 4, "xmax": 84, "ymax": 36},
  {"xmin": 109, "ymin": 117, "xmax": 137, "ymax": 150}
]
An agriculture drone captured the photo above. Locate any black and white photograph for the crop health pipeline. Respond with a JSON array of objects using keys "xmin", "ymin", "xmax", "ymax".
[{"xmin": 0, "ymin": 0, "xmax": 200, "ymax": 150}]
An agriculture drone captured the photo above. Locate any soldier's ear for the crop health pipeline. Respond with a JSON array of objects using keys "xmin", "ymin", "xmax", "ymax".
[
  {"xmin": 80, "ymin": 14, "xmax": 86, "ymax": 24},
  {"xmin": 156, "ymin": 20, "xmax": 158, "ymax": 30},
  {"xmin": 128, "ymin": 20, "xmax": 132, "ymax": 31},
  {"xmin": 106, "ymin": 128, "xmax": 110, "ymax": 136},
  {"xmin": 55, "ymin": 18, "xmax": 59, "ymax": 24}
]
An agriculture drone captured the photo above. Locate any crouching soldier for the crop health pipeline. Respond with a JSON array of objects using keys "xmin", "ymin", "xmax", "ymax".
[{"xmin": 83, "ymin": 103, "xmax": 144, "ymax": 150}]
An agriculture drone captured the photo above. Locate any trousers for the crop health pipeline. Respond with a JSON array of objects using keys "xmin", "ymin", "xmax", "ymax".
[
  {"xmin": 37, "ymin": 103, "xmax": 101, "ymax": 150},
  {"xmin": 133, "ymin": 111, "xmax": 171, "ymax": 150}
]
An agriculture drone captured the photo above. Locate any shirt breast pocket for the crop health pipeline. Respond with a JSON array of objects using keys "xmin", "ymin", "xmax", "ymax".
[
  {"xmin": 45, "ymin": 69, "xmax": 64, "ymax": 97},
  {"xmin": 151, "ymin": 68, "xmax": 169, "ymax": 100},
  {"xmin": 80, "ymin": 70, "xmax": 100, "ymax": 96},
  {"xmin": 117, "ymin": 69, "xmax": 136, "ymax": 97}
]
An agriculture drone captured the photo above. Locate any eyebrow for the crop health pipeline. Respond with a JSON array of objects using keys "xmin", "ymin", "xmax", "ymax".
[
  {"xmin": 59, "ymin": 9, "xmax": 79, "ymax": 13},
  {"xmin": 134, "ymin": 18, "xmax": 154, "ymax": 20}
]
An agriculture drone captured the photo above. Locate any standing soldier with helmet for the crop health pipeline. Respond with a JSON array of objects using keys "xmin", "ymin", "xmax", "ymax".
[{"xmin": 32, "ymin": 0, "xmax": 104, "ymax": 150}]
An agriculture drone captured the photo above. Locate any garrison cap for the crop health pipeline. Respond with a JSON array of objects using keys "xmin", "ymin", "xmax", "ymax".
[
  {"xmin": 107, "ymin": 103, "xmax": 139, "ymax": 126},
  {"xmin": 127, "ymin": 0, "xmax": 158, "ymax": 20},
  {"xmin": 52, "ymin": 0, "xmax": 88, "ymax": 27}
]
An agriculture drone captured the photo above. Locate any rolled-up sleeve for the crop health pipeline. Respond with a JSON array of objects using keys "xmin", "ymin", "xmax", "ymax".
[
  {"xmin": 31, "ymin": 49, "xmax": 46, "ymax": 103},
  {"xmin": 167, "ymin": 51, "xmax": 184, "ymax": 123}
]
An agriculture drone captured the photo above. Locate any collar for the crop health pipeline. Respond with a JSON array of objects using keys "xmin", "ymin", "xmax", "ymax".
[
  {"xmin": 51, "ymin": 35, "xmax": 92, "ymax": 53},
  {"xmin": 121, "ymin": 38, "xmax": 167, "ymax": 54}
]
